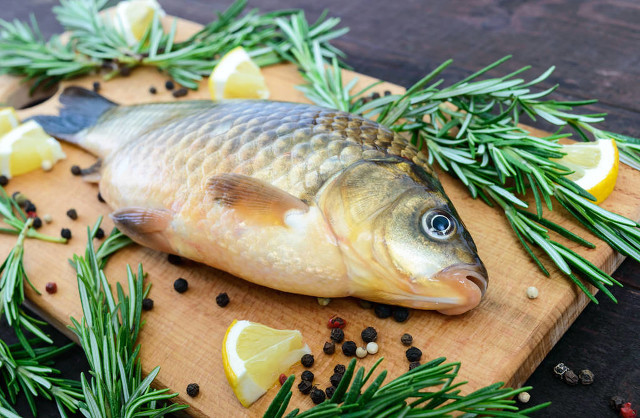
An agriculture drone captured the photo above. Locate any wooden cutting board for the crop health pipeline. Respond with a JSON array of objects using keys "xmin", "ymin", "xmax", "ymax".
[{"xmin": 2, "ymin": 16, "xmax": 639, "ymax": 417}]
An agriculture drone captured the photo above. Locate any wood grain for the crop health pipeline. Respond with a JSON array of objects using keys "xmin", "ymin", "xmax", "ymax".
[{"xmin": 1, "ymin": 6, "xmax": 640, "ymax": 417}]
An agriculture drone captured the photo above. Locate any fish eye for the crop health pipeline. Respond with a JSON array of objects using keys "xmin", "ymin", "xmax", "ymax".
[{"xmin": 421, "ymin": 209, "xmax": 456, "ymax": 240}]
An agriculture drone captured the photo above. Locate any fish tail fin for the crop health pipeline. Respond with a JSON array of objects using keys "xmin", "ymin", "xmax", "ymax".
[{"xmin": 30, "ymin": 86, "xmax": 117, "ymax": 144}]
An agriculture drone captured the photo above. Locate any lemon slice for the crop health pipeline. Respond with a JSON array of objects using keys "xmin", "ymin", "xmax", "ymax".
[
  {"xmin": 114, "ymin": 0, "xmax": 165, "ymax": 45},
  {"xmin": 208, "ymin": 46, "xmax": 270, "ymax": 100},
  {"xmin": 0, "ymin": 108, "xmax": 20, "ymax": 138},
  {"xmin": 558, "ymin": 138, "xmax": 619, "ymax": 204},
  {"xmin": 222, "ymin": 319, "xmax": 310, "ymax": 407},
  {"xmin": 0, "ymin": 120, "xmax": 66, "ymax": 177}
]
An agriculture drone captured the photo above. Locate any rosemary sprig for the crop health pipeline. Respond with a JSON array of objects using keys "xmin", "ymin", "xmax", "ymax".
[
  {"xmin": 68, "ymin": 218, "xmax": 187, "ymax": 417},
  {"xmin": 265, "ymin": 357, "xmax": 549, "ymax": 417}
]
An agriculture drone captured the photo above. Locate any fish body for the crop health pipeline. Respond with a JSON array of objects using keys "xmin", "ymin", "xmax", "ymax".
[{"xmin": 35, "ymin": 87, "xmax": 488, "ymax": 314}]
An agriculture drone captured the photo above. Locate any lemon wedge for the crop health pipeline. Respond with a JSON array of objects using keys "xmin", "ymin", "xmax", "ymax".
[
  {"xmin": 222, "ymin": 319, "xmax": 310, "ymax": 407},
  {"xmin": 0, "ymin": 120, "xmax": 66, "ymax": 177},
  {"xmin": 208, "ymin": 46, "xmax": 270, "ymax": 100},
  {"xmin": 114, "ymin": 0, "xmax": 165, "ymax": 45},
  {"xmin": 0, "ymin": 108, "xmax": 20, "ymax": 138},
  {"xmin": 558, "ymin": 138, "xmax": 619, "ymax": 204}
]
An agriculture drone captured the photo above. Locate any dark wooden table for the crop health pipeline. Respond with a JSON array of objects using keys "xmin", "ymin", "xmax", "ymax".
[{"xmin": 3, "ymin": 1, "xmax": 640, "ymax": 416}]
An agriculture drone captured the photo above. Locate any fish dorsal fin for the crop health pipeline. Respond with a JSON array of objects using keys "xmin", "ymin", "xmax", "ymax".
[
  {"xmin": 110, "ymin": 207, "xmax": 172, "ymax": 252},
  {"xmin": 207, "ymin": 174, "xmax": 308, "ymax": 227}
]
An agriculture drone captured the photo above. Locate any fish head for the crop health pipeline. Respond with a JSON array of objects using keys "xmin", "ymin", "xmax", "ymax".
[{"xmin": 319, "ymin": 157, "xmax": 487, "ymax": 314}]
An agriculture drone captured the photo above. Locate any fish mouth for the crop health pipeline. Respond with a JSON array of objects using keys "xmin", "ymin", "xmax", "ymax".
[{"xmin": 433, "ymin": 262, "xmax": 488, "ymax": 315}]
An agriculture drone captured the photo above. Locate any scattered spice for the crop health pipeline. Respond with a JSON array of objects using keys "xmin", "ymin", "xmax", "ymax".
[
  {"xmin": 278, "ymin": 374, "xmax": 287, "ymax": 386},
  {"xmin": 300, "ymin": 370, "xmax": 314, "ymax": 382},
  {"xmin": 301, "ymin": 354, "xmax": 314, "ymax": 368},
  {"xmin": 371, "ymin": 92, "xmax": 380, "ymax": 100},
  {"xmin": 405, "ymin": 347, "xmax": 422, "ymax": 362},
  {"xmin": 0, "ymin": 175, "xmax": 8, "ymax": 186},
  {"xmin": 24, "ymin": 201, "xmax": 36, "ymax": 213},
  {"xmin": 297, "ymin": 380, "xmax": 312, "ymax": 394},
  {"xmin": 409, "ymin": 361, "xmax": 420, "ymax": 370},
  {"xmin": 334, "ymin": 364, "xmax": 346, "ymax": 375},
  {"xmin": 167, "ymin": 254, "xmax": 183, "ymax": 265},
  {"xmin": 310, "ymin": 387, "xmax": 326, "ymax": 404},
  {"xmin": 92, "ymin": 81, "xmax": 101, "ymax": 92},
  {"xmin": 216, "ymin": 292, "xmax": 230, "ymax": 307},
  {"xmin": 621, "ymin": 403, "xmax": 637, "ymax": 418},
  {"xmin": 400, "ymin": 333, "xmax": 413, "ymax": 346},
  {"xmin": 392, "ymin": 306, "xmax": 409, "ymax": 322},
  {"xmin": 149, "ymin": 86, "xmax": 157, "ymax": 94},
  {"xmin": 327, "ymin": 316, "xmax": 346, "ymax": 329},
  {"xmin": 186, "ymin": 383, "xmax": 199, "ymax": 397},
  {"xmin": 323, "ymin": 341, "xmax": 335, "ymax": 355},
  {"xmin": 95, "ymin": 228, "xmax": 105, "ymax": 239},
  {"xmin": 97, "ymin": 192, "xmax": 105, "ymax": 203},
  {"xmin": 579, "ymin": 369, "xmax": 594, "ymax": 385},
  {"xmin": 42, "ymin": 160, "xmax": 53, "ymax": 171},
  {"xmin": 361, "ymin": 327, "xmax": 377, "ymax": 343},
  {"xmin": 330, "ymin": 328, "xmax": 344, "ymax": 343},
  {"xmin": 172, "ymin": 87, "xmax": 188, "ymax": 98},
  {"xmin": 329, "ymin": 373, "xmax": 342, "ymax": 387},
  {"xmin": 342, "ymin": 341, "xmax": 357, "ymax": 357},
  {"xmin": 366, "ymin": 342, "xmax": 378, "ymax": 355},
  {"xmin": 71, "ymin": 165, "xmax": 82, "ymax": 176},
  {"xmin": 384, "ymin": 90, "xmax": 392, "ymax": 96},
  {"xmin": 552, "ymin": 362, "xmax": 569, "ymax": 379},
  {"xmin": 373, "ymin": 303, "xmax": 392, "ymax": 318},
  {"xmin": 173, "ymin": 278, "xmax": 188, "ymax": 293},
  {"xmin": 357, "ymin": 299, "xmax": 372, "ymax": 309},
  {"xmin": 563, "ymin": 369, "xmax": 579, "ymax": 386},
  {"xmin": 119, "ymin": 66, "xmax": 131, "ymax": 76},
  {"xmin": 325, "ymin": 386, "xmax": 335, "ymax": 399},
  {"xmin": 517, "ymin": 392, "xmax": 530, "ymax": 403},
  {"xmin": 61, "ymin": 228, "xmax": 72, "ymax": 239},
  {"xmin": 32, "ymin": 217, "xmax": 42, "ymax": 229},
  {"xmin": 45, "ymin": 282, "xmax": 57, "ymax": 294},
  {"xmin": 526, "ymin": 286, "xmax": 539, "ymax": 299},
  {"xmin": 142, "ymin": 298, "xmax": 154, "ymax": 311},
  {"xmin": 611, "ymin": 396, "xmax": 625, "ymax": 412},
  {"xmin": 43, "ymin": 214, "xmax": 52, "ymax": 224},
  {"xmin": 66, "ymin": 208, "xmax": 78, "ymax": 220},
  {"xmin": 165, "ymin": 80, "xmax": 175, "ymax": 90},
  {"xmin": 355, "ymin": 347, "xmax": 367, "ymax": 358},
  {"xmin": 317, "ymin": 297, "xmax": 331, "ymax": 306}
]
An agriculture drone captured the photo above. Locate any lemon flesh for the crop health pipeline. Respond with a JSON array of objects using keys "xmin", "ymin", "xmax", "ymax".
[
  {"xmin": 209, "ymin": 47, "xmax": 270, "ymax": 100},
  {"xmin": 115, "ymin": 0, "xmax": 165, "ymax": 45},
  {"xmin": 222, "ymin": 320, "xmax": 310, "ymax": 407},
  {"xmin": 558, "ymin": 138, "xmax": 618, "ymax": 204},
  {"xmin": 0, "ymin": 120, "xmax": 66, "ymax": 178},
  {"xmin": 0, "ymin": 108, "xmax": 20, "ymax": 138}
]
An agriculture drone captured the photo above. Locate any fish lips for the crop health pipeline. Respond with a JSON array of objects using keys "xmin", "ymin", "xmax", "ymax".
[{"xmin": 432, "ymin": 262, "xmax": 488, "ymax": 315}]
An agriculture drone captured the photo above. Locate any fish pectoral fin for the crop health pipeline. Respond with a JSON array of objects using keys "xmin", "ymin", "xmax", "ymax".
[
  {"xmin": 110, "ymin": 207, "xmax": 173, "ymax": 253},
  {"xmin": 207, "ymin": 174, "xmax": 309, "ymax": 227}
]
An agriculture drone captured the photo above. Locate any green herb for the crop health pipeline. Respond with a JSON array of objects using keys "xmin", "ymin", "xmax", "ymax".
[
  {"xmin": 278, "ymin": 14, "xmax": 639, "ymax": 302},
  {"xmin": 0, "ymin": 188, "xmax": 67, "ymax": 243},
  {"xmin": 68, "ymin": 218, "xmax": 187, "ymax": 417},
  {"xmin": 0, "ymin": 0, "xmax": 346, "ymax": 90},
  {"xmin": 265, "ymin": 357, "xmax": 550, "ymax": 417}
]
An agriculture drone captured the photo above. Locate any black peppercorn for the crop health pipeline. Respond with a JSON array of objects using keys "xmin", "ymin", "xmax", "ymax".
[
  {"xmin": 61, "ymin": 228, "xmax": 72, "ymax": 239},
  {"xmin": 92, "ymin": 81, "xmax": 101, "ymax": 92},
  {"xmin": 409, "ymin": 361, "xmax": 420, "ymax": 370},
  {"xmin": 563, "ymin": 369, "xmax": 579, "ymax": 386},
  {"xmin": 301, "ymin": 354, "xmax": 314, "ymax": 368},
  {"xmin": 310, "ymin": 387, "xmax": 325, "ymax": 404},
  {"xmin": 610, "ymin": 396, "xmax": 625, "ymax": 412},
  {"xmin": 216, "ymin": 292, "xmax": 230, "ymax": 307},
  {"xmin": 165, "ymin": 80, "xmax": 175, "ymax": 90},
  {"xmin": 24, "ymin": 201, "xmax": 36, "ymax": 212},
  {"xmin": 301, "ymin": 370, "xmax": 314, "ymax": 382},
  {"xmin": 186, "ymin": 383, "xmax": 199, "ymax": 397},
  {"xmin": 329, "ymin": 373, "xmax": 342, "ymax": 387},
  {"xmin": 167, "ymin": 254, "xmax": 183, "ymax": 265},
  {"xmin": 578, "ymin": 369, "xmax": 594, "ymax": 385},
  {"xmin": 32, "ymin": 217, "xmax": 42, "ymax": 229},
  {"xmin": 297, "ymin": 380, "xmax": 312, "ymax": 394},
  {"xmin": 66, "ymin": 208, "xmax": 78, "ymax": 220},
  {"xmin": 392, "ymin": 306, "xmax": 409, "ymax": 322},
  {"xmin": 142, "ymin": 298, "xmax": 154, "ymax": 311},
  {"xmin": 384, "ymin": 90, "xmax": 392, "ymax": 96},
  {"xmin": 325, "ymin": 386, "xmax": 335, "ymax": 399},
  {"xmin": 552, "ymin": 362, "xmax": 569, "ymax": 379},
  {"xmin": 405, "ymin": 347, "xmax": 422, "ymax": 362},
  {"xmin": 0, "ymin": 175, "xmax": 8, "ymax": 186},
  {"xmin": 342, "ymin": 341, "xmax": 357, "ymax": 356},
  {"xmin": 173, "ymin": 278, "xmax": 188, "ymax": 293},
  {"xmin": 172, "ymin": 87, "xmax": 188, "ymax": 98},
  {"xmin": 323, "ymin": 341, "xmax": 335, "ymax": 354},
  {"xmin": 371, "ymin": 92, "xmax": 380, "ymax": 99},
  {"xmin": 374, "ymin": 303, "xmax": 392, "ymax": 318},
  {"xmin": 361, "ymin": 327, "xmax": 377, "ymax": 343},
  {"xmin": 119, "ymin": 66, "xmax": 131, "ymax": 76},
  {"xmin": 149, "ymin": 86, "xmax": 157, "ymax": 94},
  {"xmin": 400, "ymin": 333, "xmax": 413, "ymax": 346},
  {"xmin": 95, "ymin": 228, "xmax": 105, "ymax": 239},
  {"xmin": 334, "ymin": 364, "xmax": 346, "ymax": 375},
  {"xmin": 97, "ymin": 192, "xmax": 105, "ymax": 203},
  {"xmin": 71, "ymin": 165, "xmax": 82, "ymax": 176},
  {"xmin": 330, "ymin": 328, "xmax": 344, "ymax": 343}
]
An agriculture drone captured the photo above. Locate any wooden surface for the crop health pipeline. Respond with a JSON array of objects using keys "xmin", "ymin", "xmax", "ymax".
[{"xmin": 2, "ymin": 1, "xmax": 640, "ymax": 417}]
